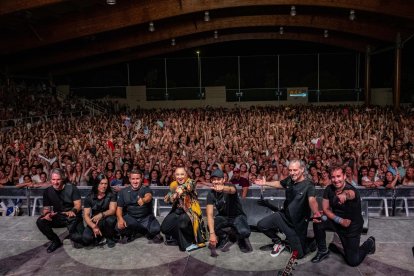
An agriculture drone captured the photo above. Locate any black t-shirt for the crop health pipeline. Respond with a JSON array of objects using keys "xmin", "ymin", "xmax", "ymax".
[
  {"xmin": 281, "ymin": 177, "xmax": 316, "ymax": 233},
  {"xmin": 206, "ymin": 184, "xmax": 245, "ymax": 218},
  {"xmin": 117, "ymin": 185, "xmax": 153, "ymax": 219},
  {"xmin": 84, "ymin": 192, "xmax": 117, "ymax": 216},
  {"xmin": 43, "ymin": 184, "xmax": 81, "ymax": 213},
  {"xmin": 323, "ymin": 183, "xmax": 363, "ymax": 237}
]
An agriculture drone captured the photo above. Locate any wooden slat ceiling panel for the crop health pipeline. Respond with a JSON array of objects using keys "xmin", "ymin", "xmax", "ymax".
[{"xmin": 1, "ymin": 0, "xmax": 413, "ymax": 74}]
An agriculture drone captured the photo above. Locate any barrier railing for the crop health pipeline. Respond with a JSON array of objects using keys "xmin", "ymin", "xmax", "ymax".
[{"xmin": 1, "ymin": 186, "xmax": 413, "ymax": 217}]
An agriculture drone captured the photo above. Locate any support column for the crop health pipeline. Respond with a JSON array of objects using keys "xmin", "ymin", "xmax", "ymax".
[
  {"xmin": 364, "ymin": 46, "xmax": 371, "ymax": 105},
  {"xmin": 394, "ymin": 33, "xmax": 402, "ymax": 111}
]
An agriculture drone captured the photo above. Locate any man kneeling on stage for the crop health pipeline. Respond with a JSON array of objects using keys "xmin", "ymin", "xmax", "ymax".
[
  {"xmin": 207, "ymin": 169, "xmax": 253, "ymax": 254},
  {"xmin": 116, "ymin": 170, "xmax": 163, "ymax": 243},
  {"xmin": 312, "ymin": 166, "xmax": 375, "ymax": 266},
  {"xmin": 255, "ymin": 159, "xmax": 320, "ymax": 258}
]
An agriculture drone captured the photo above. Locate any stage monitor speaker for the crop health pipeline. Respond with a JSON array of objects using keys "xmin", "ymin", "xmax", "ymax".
[{"xmin": 241, "ymin": 198, "xmax": 276, "ymax": 228}]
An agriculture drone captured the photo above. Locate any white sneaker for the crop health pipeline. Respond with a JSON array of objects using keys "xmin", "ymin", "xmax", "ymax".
[{"xmin": 270, "ymin": 242, "xmax": 286, "ymax": 257}]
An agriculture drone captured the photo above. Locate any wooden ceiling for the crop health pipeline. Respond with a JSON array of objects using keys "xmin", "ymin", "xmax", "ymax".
[{"xmin": 1, "ymin": 0, "xmax": 413, "ymax": 75}]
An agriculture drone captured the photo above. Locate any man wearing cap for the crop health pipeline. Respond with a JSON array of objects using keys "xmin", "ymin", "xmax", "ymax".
[
  {"xmin": 388, "ymin": 159, "xmax": 405, "ymax": 178},
  {"xmin": 206, "ymin": 169, "xmax": 253, "ymax": 254},
  {"xmin": 230, "ymin": 168, "xmax": 250, "ymax": 198}
]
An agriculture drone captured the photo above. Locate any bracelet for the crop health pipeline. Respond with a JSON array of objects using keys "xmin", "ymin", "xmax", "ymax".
[
  {"xmin": 210, "ymin": 231, "xmax": 215, "ymax": 235},
  {"xmin": 71, "ymin": 208, "xmax": 78, "ymax": 214},
  {"xmin": 101, "ymin": 212, "xmax": 105, "ymax": 218},
  {"xmin": 333, "ymin": 216, "xmax": 343, "ymax": 224}
]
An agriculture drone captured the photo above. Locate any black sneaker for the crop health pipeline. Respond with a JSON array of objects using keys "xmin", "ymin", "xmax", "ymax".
[
  {"xmin": 311, "ymin": 250, "xmax": 329, "ymax": 263},
  {"xmin": 238, "ymin": 238, "xmax": 253, "ymax": 253},
  {"xmin": 367, "ymin": 236, "xmax": 376, "ymax": 255},
  {"xmin": 164, "ymin": 235, "xmax": 178, "ymax": 246},
  {"xmin": 126, "ymin": 234, "xmax": 136, "ymax": 243},
  {"xmin": 47, "ymin": 241, "xmax": 62, "ymax": 253},
  {"xmin": 217, "ymin": 236, "xmax": 229, "ymax": 250},
  {"xmin": 270, "ymin": 242, "xmax": 286, "ymax": 257},
  {"xmin": 220, "ymin": 239, "xmax": 235, "ymax": 252},
  {"xmin": 107, "ymin": 238, "xmax": 116, "ymax": 248}
]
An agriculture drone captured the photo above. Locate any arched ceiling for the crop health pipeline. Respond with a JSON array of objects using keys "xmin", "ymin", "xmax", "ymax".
[{"xmin": 1, "ymin": 0, "xmax": 413, "ymax": 75}]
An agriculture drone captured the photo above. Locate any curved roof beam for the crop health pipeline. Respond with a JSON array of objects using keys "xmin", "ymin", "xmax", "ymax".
[
  {"xmin": 0, "ymin": 0, "xmax": 68, "ymax": 16},
  {"xmin": 50, "ymin": 32, "xmax": 367, "ymax": 75},
  {"xmin": 1, "ymin": 0, "xmax": 412, "ymax": 54},
  {"xmin": 10, "ymin": 14, "xmax": 389, "ymax": 71}
]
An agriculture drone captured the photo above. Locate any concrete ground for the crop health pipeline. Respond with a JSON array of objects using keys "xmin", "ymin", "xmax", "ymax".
[{"xmin": 0, "ymin": 216, "xmax": 413, "ymax": 276}]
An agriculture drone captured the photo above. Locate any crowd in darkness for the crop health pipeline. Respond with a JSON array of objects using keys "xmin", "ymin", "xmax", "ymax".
[{"xmin": 1, "ymin": 85, "xmax": 414, "ymax": 195}]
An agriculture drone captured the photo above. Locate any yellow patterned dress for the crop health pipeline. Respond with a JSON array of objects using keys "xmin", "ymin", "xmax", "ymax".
[{"xmin": 166, "ymin": 178, "xmax": 206, "ymax": 248}]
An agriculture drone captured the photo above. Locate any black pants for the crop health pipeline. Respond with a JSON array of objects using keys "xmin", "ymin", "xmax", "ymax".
[
  {"xmin": 36, "ymin": 213, "xmax": 84, "ymax": 244},
  {"xmin": 215, "ymin": 215, "xmax": 251, "ymax": 241},
  {"xmin": 313, "ymin": 220, "xmax": 371, "ymax": 267},
  {"xmin": 116, "ymin": 214, "xmax": 160, "ymax": 238},
  {"xmin": 257, "ymin": 212, "xmax": 306, "ymax": 258},
  {"xmin": 161, "ymin": 208, "xmax": 194, "ymax": 251},
  {"xmin": 82, "ymin": 215, "xmax": 117, "ymax": 246}
]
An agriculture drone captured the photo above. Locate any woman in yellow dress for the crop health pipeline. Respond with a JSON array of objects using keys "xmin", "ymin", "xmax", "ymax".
[{"xmin": 161, "ymin": 167, "xmax": 206, "ymax": 251}]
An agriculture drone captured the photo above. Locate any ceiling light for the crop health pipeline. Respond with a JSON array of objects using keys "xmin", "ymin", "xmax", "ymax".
[
  {"xmin": 148, "ymin": 22, "xmax": 155, "ymax": 32},
  {"xmin": 279, "ymin": 26, "xmax": 284, "ymax": 35},
  {"xmin": 349, "ymin": 10, "xmax": 356, "ymax": 21},
  {"xmin": 214, "ymin": 30, "xmax": 218, "ymax": 39},
  {"xmin": 204, "ymin": 11, "xmax": 210, "ymax": 22},
  {"xmin": 324, "ymin": 30, "xmax": 329, "ymax": 38},
  {"xmin": 171, "ymin": 38, "xmax": 176, "ymax": 46},
  {"xmin": 106, "ymin": 0, "xmax": 116, "ymax": 5},
  {"xmin": 290, "ymin": 6, "xmax": 296, "ymax": 16}
]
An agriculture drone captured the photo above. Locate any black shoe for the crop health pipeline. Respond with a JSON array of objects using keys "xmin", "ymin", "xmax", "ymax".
[
  {"xmin": 107, "ymin": 238, "xmax": 116, "ymax": 248},
  {"xmin": 47, "ymin": 241, "xmax": 62, "ymax": 253},
  {"xmin": 328, "ymin": 243, "xmax": 342, "ymax": 255},
  {"xmin": 238, "ymin": 238, "xmax": 253, "ymax": 253},
  {"xmin": 149, "ymin": 234, "xmax": 164, "ymax": 244},
  {"xmin": 217, "ymin": 236, "xmax": 229, "ymax": 250},
  {"xmin": 164, "ymin": 235, "xmax": 178, "ymax": 246},
  {"xmin": 220, "ymin": 239, "xmax": 235, "ymax": 252},
  {"xmin": 311, "ymin": 250, "xmax": 329, "ymax": 263},
  {"xmin": 367, "ymin": 236, "xmax": 376, "ymax": 255},
  {"xmin": 73, "ymin": 241, "xmax": 84, "ymax": 249},
  {"xmin": 126, "ymin": 234, "xmax": 137, "ymax": 243}
]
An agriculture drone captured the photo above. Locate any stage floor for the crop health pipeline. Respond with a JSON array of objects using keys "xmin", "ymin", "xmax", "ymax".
[{"xmin": 0, "ymin": 216, "xmax": 413, "ymax": 276}]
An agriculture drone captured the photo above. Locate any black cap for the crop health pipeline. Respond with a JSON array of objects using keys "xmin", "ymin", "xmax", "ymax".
[{"xmin": 211, "ymin": 169, "xmax": 224, "ymax": 178}]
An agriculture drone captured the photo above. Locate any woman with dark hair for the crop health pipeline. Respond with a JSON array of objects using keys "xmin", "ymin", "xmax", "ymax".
[
  {"xmin": 121, "ymin": 162, "xmax": 130, "ymax": 177},
  {"xmin": 148, "ymin": 169, "xmax": 162, "ymax": 186},
  {"xmin": 383, "ymin": 171, "xmax": 400, "ymax": 189},
  {"xmin": 86, "ymin": 168, "xmax": 100, "ymax": 187},
  {"xmin": 204, "ymin": 170, "xmax": 212, "ymax": 184},
  {"xmin": 193, "ymin": 167, "xmax": 205, "ymax": 185},
  {"xmin": 110, "ymin": 170, "xmax": 125, "ymax": 193},
  {"xmin": 318, "ymin": 169, "xmax": 331, "ymax": 188},
  {"xmin": 82, "ymin": 175, "xmax": 117, "ymax": 248},
  {"xmin": 105, "ymin": 161, "xmax": 115, "ymax": 173}
]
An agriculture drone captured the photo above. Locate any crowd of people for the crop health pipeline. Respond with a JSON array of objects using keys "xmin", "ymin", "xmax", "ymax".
[{"xmin": 1, "ymin": 102, "xmax": 414, "ymax": 193}]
